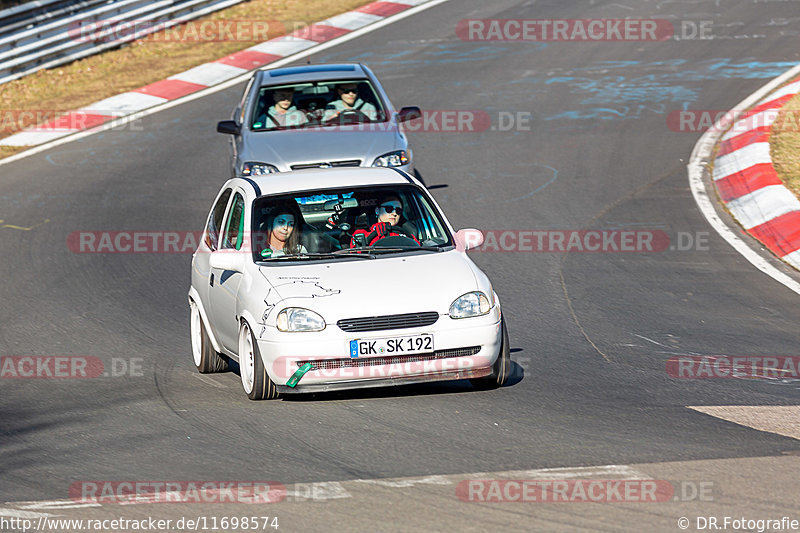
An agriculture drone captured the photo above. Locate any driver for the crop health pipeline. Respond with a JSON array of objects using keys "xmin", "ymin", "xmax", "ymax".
[
  {"xmin": 323, "ymin": 82, "xmax": 378, "ymax": 122},
  {"xmin": 350, "ymin": 195, "xmax": 420, "ymax": 247}
]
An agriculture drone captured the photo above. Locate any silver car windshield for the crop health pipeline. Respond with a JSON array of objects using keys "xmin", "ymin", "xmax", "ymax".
[
  {"xmin": 250, "ymin": 79, "xmax": 387, "ymax": 131},
  {"xmin": 252, "ymin": 185, "xmax": 453, "ymax": 263}
]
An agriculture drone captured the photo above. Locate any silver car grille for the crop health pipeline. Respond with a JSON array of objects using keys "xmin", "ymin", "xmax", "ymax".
[
  {"xmin": 297, "ymin": 346, "xmax": 482, "ymax": 370},
  {"xmin": 290, "ymin": 159, "xmax": 362, "ymax": 170},
  {"xmin": 337, "ymin": 312, "xmax": 439, "ymax": 332}
]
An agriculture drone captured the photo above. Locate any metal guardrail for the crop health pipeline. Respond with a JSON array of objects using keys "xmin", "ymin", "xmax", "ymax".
[{"xmin": 0, "ymin": 0, "xmax": 246, "ymax": 86}]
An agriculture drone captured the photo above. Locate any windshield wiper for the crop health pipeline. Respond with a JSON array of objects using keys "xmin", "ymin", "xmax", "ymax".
[
  {"xmin": 333, "ymin": 246, "xmax": 442, "ymax": 256},
  {"xmin": 260, "ymin": 252, "xmax": 372, "ymax": 261}
]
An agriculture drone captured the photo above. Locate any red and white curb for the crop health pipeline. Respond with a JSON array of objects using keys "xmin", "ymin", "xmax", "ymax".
[
  {"xmin": 688, "ymin": 62, "xmax": 800, "ymax": 296},
  {"xmin": 0, "ymin": 0, "xmax": 433, "ymax": 148},
  {"xmin": 711, "ymin": 78, "xmax": 800, "ymax": 269}
]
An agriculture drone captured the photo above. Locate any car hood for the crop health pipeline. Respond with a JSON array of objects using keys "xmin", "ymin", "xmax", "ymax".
[
  {"xmin": 242, "ymin": 125, "xmax": 402, "ymax": 170},
  {"xmin": 257, "ymin": 251, "xmax": 480, "ymax": 323}
]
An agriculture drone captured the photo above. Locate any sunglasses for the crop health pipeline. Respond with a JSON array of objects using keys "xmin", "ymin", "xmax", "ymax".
[
  {"xmin": 340, "ymin": 87, "xmax": 357, "ymax": 94},
  {"xmin": 380, "ymin": 205, "xmax": 403, "ymax": 215}
]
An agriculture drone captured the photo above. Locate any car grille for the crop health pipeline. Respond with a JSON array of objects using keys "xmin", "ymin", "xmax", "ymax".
[
  {"xmin": 290, "ymin": 159, "xmax": 362, "ymax": 170},
  {"xmin": 297, "ymin": 346, "xmax": 482, "ymax": 370},
  {"xmin": 337, "ymin": 312, "xmax": 439, "ymax": 332}
]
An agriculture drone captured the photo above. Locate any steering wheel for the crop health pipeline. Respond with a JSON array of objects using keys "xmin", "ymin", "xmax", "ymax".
[
  {"xmin": 372, "ymin": 225, "xmax": 420, "ymax": 247},
  {"xmin": 325, "ymin": 109, "xmax": 371, "ymax": 125}
]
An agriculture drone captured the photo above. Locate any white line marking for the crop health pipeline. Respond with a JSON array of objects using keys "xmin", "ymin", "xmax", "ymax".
[
  {"xmin": 0, "ymin": 507, "xmax": 56, "ymax": 518},
  {"xmin": 0, "ymin": 130, "xmax": 76, "ymax": 147},
  {"xmin": 319, "ymin": 12, "xmax": 383, "ymax": 31},
  {"xmin": 355, "ymin": 475, "xmax": 452, "ymax": 488},
  {"xmin": 518, "ymin": 465, "xmax": 651, "ymax": 480},
  {"xmin": 17, "ymin": 499, "xmax": 100, "ymax": 510},
  {"xmin": 79, "ymin": 92, "xmax": 167, "ymax": 115},
  {"xmin": 287, "ymin": 482, "xmax": 351, "ymax": 500},
  {"xmin": 687, "ymin": 64, "xmax": 800, "ymax": 296},
  {"xmin": 248, "ymin": 37, "xmax": 317, "ymax": 56},
  {"xmin": 0, "ymin": 0, "xmax": 450, "ymax": 167}
]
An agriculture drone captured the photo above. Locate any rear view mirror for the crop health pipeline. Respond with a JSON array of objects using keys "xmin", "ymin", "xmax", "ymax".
[{"xmin": 323, "ymin": 198, "xmax": 359, "ymax": 210}]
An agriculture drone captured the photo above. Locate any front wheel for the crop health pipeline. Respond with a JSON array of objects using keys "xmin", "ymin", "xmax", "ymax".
[
  {"xmin": 470, "ymin": 318, "xmax": 511, "ymax": 389},
  {"xmin": 238, "ymin": 321, "xmax": 280, "ymax": 400},
  {"xmin": 190, "ymin": 300, "xmax": 228, "ymax": 373}
]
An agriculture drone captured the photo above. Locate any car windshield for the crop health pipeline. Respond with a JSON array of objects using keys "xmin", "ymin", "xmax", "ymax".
[
  {"xmin": 251, "ymin": 184, "xmax": 453, "ymax": 263},
  {"xmin": 250, "ymin": 79, "xmax": 387, "ymax": 131}
]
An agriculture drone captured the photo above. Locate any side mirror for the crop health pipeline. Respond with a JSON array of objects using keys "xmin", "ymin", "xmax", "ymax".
[
  {"xmin": 454, "ymin": 229, "xmax": 484, "ymax": 252},
  {"xmin": 397, "ymin": 106, "xmax": 422, "ymax": 123},
  {"xmin": 209, "ymin": 250, "xmax": 244, "ymax": 271},
  {"xmin": 217, "ymin": 120, "xmax": 241, "ymax": 135}
]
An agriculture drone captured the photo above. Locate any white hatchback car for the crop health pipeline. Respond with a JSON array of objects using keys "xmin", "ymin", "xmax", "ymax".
[{"xmin": 188, "ymin": 168, "xmax": 510, "ymax": 399}]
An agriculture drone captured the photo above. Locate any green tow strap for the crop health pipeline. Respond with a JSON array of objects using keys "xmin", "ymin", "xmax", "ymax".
[{"xmin": 287, "ymin": 363, "xmax": 314, "ymax": 388}]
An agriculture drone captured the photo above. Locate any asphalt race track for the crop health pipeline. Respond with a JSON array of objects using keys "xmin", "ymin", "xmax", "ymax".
[{"xmin": 2, "ymin": 0, "xmax": 800, "ymax": 531}]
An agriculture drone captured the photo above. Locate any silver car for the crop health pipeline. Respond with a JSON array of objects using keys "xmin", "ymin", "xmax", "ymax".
[{"xmin": 217, "ymin": 63, "xmax": 421, "ymax": 177}]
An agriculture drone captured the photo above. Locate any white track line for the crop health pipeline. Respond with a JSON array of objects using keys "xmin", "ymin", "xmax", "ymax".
[{"xmin": 687, "ymin": 63, "xmax": 800, "ymax": 296}]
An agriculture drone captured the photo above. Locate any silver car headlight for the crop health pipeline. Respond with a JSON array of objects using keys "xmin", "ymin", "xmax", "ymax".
[
  {"xmin": 242, "ymin": 162, "xmax": 279, "ymax": 176},
  {"xmin": 449, "ymin": 292, "xmax": 491, "ymax": 319},
  {"xmin": 276, "ymin": 308, "xmax": 326, "ymax": 332},
  {"xmin": 372, "ymin": 150, "xmax": 409, "ymax": 167}
]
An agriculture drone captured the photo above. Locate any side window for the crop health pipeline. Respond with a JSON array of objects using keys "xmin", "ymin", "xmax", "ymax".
[
  {"xmin": 204, "ymin": 188, "xmax": 232, "ymax": 251},
  {"xmin": 222, "ymin": 193, "xmax": 246, "ymax": 251}
]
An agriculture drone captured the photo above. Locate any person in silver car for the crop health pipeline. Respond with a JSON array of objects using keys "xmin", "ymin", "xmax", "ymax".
[
  {"xmin": 323, "ymin": 82, "xmax": 378, "ymax": 122},
  {"xmin": 255, "ymin": 87, "xmax": 308, "ymax": 129}
]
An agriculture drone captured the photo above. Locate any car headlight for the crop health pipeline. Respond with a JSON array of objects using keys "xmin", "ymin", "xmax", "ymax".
[
  {"xmin": 372, "ymin": 150, "xmax": 409, "ymax": 168},
  {"xmin": 276, "ymin": 308, "xmax": 326, "ymax": 332},
  {"xmin": 241, "ymin": 162, "xmax": 279, "ymax": 176},
  {"xmin": 449, "ymin": 292, "xmax": 491, "ymax": 319}
]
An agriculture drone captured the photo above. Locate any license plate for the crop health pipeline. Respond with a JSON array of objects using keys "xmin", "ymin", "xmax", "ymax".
[{"xmin": 349, "ymin": 334, "xmax": 434, "ymax": 358}]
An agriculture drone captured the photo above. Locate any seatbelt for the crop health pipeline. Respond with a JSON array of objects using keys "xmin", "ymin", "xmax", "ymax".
[{"xmin": 266, "ymin": 111, "xmax": 281, "ymax": 127}]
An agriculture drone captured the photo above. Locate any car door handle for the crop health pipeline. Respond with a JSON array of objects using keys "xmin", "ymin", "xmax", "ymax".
[{"xmin": 210, "ymin": 273, "xmax": 214, "ymax": 287}]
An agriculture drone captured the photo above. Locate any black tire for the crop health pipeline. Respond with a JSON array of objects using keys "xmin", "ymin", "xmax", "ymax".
[
  {"xmin": 471, "ymin": 318, "xmax": 511, "ymax": 389},
  {"xmin": 239, "ymin": 321, "xmax": 280, "ymax": 400},
  {"xmin": 191, "ymin": 301, "xmax": 228, "ymax": 373}
]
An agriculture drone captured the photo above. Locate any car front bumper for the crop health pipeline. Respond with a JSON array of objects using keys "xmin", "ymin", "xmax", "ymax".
[{"xmin": 258, "ymin": 308, "xmax": 502, "ymax": 393}]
